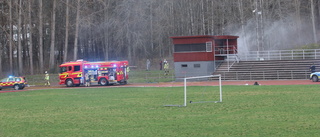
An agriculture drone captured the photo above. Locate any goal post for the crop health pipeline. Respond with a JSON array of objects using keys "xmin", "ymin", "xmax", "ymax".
[{"xmin": 164, "ymin": 74, "xmax": 222, "ymax": 107}]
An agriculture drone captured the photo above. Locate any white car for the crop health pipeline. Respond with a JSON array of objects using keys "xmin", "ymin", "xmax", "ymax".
[{"xmin": 310, "ymin": 72, "xmax": 320, "ymax": 82}]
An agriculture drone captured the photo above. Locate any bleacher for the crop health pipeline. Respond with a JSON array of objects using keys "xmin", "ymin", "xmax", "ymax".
[{"xmin": 213, "ymin": 59, "xmax": 318, "ymax": 80}]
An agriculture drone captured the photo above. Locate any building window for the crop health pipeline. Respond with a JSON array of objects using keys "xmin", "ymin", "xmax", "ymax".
[
  {"xmin": 206, "ymin": 41, "xmax": 212, "ymax": 52},
  {"xmin": 174, "ymin": 43, "xmax": 206, "ymax": 52},
  {"xmin": 174, "ymin": 42, "xmax": 212, "ymax": 53},
  {"xmin": 194, "ymin": 64, "xmax": 200, "ymax": 68},
  {"xmin": 181, "ymin": 64, "xmax": 188, "ymax": 67}
]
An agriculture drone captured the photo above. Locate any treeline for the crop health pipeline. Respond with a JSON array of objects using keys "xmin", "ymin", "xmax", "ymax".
[{"xmin": 0, "ymin": 0, "xmax": 319, "ymax": 76}]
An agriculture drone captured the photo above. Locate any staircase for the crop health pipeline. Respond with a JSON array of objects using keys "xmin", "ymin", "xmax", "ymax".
[{"xmin": 213, "ymin": 59, "xmax": 318, "ymax": 80}]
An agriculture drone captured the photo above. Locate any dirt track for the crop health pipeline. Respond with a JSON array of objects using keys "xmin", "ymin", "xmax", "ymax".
[{"xmin": 0, "ymin": 79, "xmax": 318, "ymax": 93}]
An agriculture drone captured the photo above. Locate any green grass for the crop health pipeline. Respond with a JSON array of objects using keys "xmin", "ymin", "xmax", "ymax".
[
  {"xmin": 0, "ymin": 85, "xmax": 320, "ymax": 136},
  {"xmin": 128, "ymin": 70, "xmax": 175, "ymax": 83}
]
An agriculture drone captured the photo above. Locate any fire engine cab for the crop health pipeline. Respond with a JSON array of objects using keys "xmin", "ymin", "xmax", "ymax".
[{"xmin": 59, "ymin": 60, "xmax": 129, "ymax": 87}]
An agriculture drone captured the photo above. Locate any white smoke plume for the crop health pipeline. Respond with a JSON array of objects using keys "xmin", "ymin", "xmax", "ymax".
[{"xmin": 234, "ymin": 15, "xmax": 317, "ymax": 55}]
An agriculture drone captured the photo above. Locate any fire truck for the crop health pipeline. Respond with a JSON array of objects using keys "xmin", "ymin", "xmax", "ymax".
[{"xmin": 59, "ymin": 60, "xmax": 129, "ymax": 87}]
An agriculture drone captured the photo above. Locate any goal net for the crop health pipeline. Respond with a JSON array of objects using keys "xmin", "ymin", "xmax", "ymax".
[{"xmin": 164, "ymin": 74, "xmax": 222, "ymax": 107}]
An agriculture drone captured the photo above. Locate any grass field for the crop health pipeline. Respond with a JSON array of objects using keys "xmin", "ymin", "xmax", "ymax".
[{"xmin": 0, "ymin": 85, "xmax": 319, "ymax": 136}]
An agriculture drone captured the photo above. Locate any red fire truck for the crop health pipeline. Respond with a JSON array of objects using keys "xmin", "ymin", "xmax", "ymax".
[{"xmin": 59, "ymin": 60, "xmax": 129, "ymax": 87}]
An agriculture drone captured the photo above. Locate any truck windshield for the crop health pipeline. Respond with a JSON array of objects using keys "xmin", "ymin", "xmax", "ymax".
[{"xmin": 60, "ymin": 67, "xmax": 67, "ymax": 73}]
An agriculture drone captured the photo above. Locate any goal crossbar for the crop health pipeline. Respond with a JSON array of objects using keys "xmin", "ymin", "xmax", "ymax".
[{"xmin": 164, "ymin": 74, "xmax": 222, "ymax": 107}]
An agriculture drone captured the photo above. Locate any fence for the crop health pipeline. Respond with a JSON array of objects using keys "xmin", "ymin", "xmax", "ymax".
[{"xmin": 239, "ymin": 49, "xmax": 320, "ymax": 61}]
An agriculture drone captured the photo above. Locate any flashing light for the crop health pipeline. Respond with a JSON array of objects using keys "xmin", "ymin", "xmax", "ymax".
[
  {"xmin": 85, "ymin": 66, "xmax": 88, "ymax": 69},
  {"xmin": 113, "ymin": 64, "xmax": 117, "ymax": 67},
  {"xmin": 96, "ymin": 65, "xmax": 99, "ymax": 68},
  {"xmin": 9, "ymin": 76, "xmax": 13, "ymax": 78},
  {"xmin": 91, "ymin": 65, "xmax": 94, "ymax": 68}
]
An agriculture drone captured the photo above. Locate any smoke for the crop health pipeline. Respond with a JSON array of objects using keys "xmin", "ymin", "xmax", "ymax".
[{"xmin": 233, "ymin": 15, "xmax": 317, "ymax": 55}]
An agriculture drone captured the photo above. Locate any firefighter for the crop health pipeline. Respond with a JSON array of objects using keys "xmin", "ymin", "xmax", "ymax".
[
  {"xmin": 44, "ymin": 71, "xmax": 50, "ymax": 86},
  {"xmin": 163, "ymin": 60, "xmax": 169, "ymax": 76},
  {"xmin": 159, "ymin": 60, "xmax": 163, "ymax": 70},
  {"xmin": 85, "ymin": 72, "xmax": 90, "ymax": 87},
  {"xmin": 310, "ymin": 63, "xmax": 316, "ymax": 73},
  {"xmin": 146, "ymin": 59, "xmax": 151, "ymax": 71},
  {"xmin": 126, "ymin": 66, "xmax": 130, "ymax": 74}
]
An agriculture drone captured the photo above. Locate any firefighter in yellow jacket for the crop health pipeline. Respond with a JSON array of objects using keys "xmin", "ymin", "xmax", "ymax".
[
  {"xmin": 163, "ymin": 60, "xmax": 169, "ymax": 76},
  {"xmin": 44, "ymin": 71, "xmax": 50, "ymax": 86}
]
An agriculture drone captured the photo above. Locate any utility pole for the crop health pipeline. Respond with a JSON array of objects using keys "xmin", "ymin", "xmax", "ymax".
[{"xmin": 254, "ymin": 0, "xmax": 263, "ymax": 53}]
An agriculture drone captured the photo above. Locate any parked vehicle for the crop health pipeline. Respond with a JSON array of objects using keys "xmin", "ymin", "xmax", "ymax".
[
  {"xmin": 0, "ymin": 76, "xmax": 27, "ymax": 90},
  {"xmin": 310, "ymin": 72, "xmax": 320, "ymax": 82},
  {"xmin": 59, "ymin": 60, "xmax": 129, "ymax": 87}
]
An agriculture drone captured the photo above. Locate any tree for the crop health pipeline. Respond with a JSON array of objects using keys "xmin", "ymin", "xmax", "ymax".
[
  {"xmin": 310, "ymin": 0, "xmax": 318, "ymax": 43},
  {"xmin": 63, "ymin": 0, "xmax": 69, "ymax": 63},
  {"xmin": 17, "ymin": 0, "xmax": 22, "ymax": 75},
  {"xmin": 38, "ymin": 0, "xmax": 44, "ymax": 73},
  {"xmin": 49, "ymin": 0, "xmax": 56, "ymax": 70},
  {"xmin": 103, "ymin": 0, "xmax": 110, "ymax": 61},
  {"xmin": 73, "ymin": 0, "xmax": 80, "ymax": 61},
  {"xmin": 9, "ymin": 0, "xmax": 13, "ymax": 74},
  {"xmin": 0, "ymin": 1, "xmax": 4, "ymax": 73},
  {"xmin": 294, "ymin": 0, "xmax": 302, "ymax": 45},
  {"xmin": 28, "ymin": 0, "xmax": 34, "ymax": 75}
]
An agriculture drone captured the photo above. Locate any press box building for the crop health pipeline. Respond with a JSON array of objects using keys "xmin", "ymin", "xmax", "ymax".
[{"xmin": 171, "ymin": 35, "xmax": 239, "ymax": 79}]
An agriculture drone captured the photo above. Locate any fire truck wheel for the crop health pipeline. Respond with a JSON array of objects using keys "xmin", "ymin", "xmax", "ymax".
[
  {"xmin": 100, "ymin": 78, "xmax": 108, "ymax": 86},
  {"xmin": 14, "ymin": 84, "xmax": 20, "ymax": 90},
  {"xmin": 66, "ymin": 79, "xmax": 74, "ymax": 87}
]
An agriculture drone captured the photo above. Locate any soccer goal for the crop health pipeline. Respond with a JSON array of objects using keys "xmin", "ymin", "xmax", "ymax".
[{"xmin": 164, "ymin": 74, "xmax": 222, "ymax": 107}]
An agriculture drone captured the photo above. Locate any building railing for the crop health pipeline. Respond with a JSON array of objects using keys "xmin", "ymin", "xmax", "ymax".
[
  {"xmin": 226, "ymin": 54, "xmax": 239, "ymax": 72},
  {"xmin": 214, "ymin": 45, "xmax": 239, "ymax": 72},
  {"xmin": 239, "ymin": 49, "xmax": 320, "ymax": 61},
  {"xmin": 214, "ymin": 45, "xmax": 237, "ymax": 55}
]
